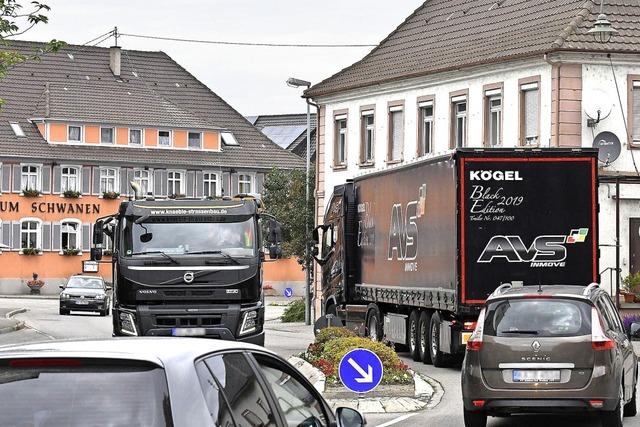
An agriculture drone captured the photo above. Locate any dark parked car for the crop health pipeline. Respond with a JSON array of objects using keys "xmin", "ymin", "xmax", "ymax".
[
  {"xmin": 462, "ymin": 283, "xmax": 638, "ymax": 427},
  {"xmin": 0, "ymin": 337, "xmax": 365, "ymax": 427},
  {"xmin": 59, "ymin": 275, "xmax": 111, "ymax": 316}
]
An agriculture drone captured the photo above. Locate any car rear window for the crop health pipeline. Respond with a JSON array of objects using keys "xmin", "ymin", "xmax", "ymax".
[
  {"xmin": 0, "ymin": 358, "xmax": 173, "ymax": 427},
  {"xmin": 484, "ymin": 298, "xmax": 592, "ymax": 337}
]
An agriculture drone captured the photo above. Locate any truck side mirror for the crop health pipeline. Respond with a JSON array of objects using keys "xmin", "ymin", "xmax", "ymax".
[
  {"xmin": 93, "ymin": 220, "xmax": 104, "ymax": 245},
  {"xmin": 268, "ymin": 243, "xmax": 282, "ymax": 260},
  {"xmin": 90, "ymin": 247, "xmax": 103, "ymax": 261}
]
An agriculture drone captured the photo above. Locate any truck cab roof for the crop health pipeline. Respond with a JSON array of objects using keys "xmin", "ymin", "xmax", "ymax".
[{"xmin": 120, "ymin": 198, "xmax": 260, "ymax": 217}]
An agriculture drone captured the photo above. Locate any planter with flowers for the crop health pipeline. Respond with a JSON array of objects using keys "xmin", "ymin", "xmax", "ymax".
[
  {"xmin": 63, "ymin": 248, "xmax": 81, "ymax": 256},
  {"xmin": 22, "ymin": 188, "xmax": 40, "ymax": 197},
  {"xmin": 102, "ymin": 191, "xmax": 120, "ymax": 200},
  {"xmin": 26, "ymin": 273, "xmax": 45, "ymax": 295},
  {"xmin": 21, "ymin": 247, "xmax": 41, "ymax": 256},
  {"xmin": 63, "ymin": 189, "xmax": 81, "ymax": 198},
  {"xmin": 622, "ymin": 272, "xmax": 640, "ymax": 303}
]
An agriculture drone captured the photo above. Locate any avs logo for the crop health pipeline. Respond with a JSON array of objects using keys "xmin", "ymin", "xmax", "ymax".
[
  {"xmin": 387, "ymin": 185, "xmax": 427, "ymax": 265},
  {"xmin": 477, "ymin": 228, "xmax": 589, "ymax": 267}
]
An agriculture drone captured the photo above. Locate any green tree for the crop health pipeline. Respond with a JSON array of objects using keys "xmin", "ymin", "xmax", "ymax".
[
  {"xmin": 1, "ymin": 1, "xmax": 64, "ymax": 107},
  {"xmin": 262, "ymin": 167, "xmax": 315, "ymax": 271}
]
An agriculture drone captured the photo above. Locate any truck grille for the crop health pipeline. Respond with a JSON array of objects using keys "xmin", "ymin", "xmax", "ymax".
[{"xmin": 154, "ymin": 315, "xmax": 222, "ymax": 328}]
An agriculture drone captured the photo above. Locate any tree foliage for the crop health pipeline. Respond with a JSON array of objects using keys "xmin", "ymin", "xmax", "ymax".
[
  {"xmin": 262, "ymin": 167, "xmax": 315, "ymax": 269},
  {"xmin": 0, "ymin": 1, "xmax": 64, "ymax": 106}
]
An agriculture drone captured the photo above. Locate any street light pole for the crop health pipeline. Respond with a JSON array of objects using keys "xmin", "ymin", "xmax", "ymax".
[{"xmin": 287, "ymin": 77, "xmax": 313, "ymax": 326}]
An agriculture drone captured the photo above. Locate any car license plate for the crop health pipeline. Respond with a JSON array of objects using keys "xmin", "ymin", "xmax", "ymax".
[
  {"xmin": 512, "ymin": 370, "xmax": 561, "ymax": 383},
  {"xmin": 75, "ymin": 300, "xmax": 89, "ymax": 305},
  {"xmin": 171, "ymin": 327, "xmax": 207, "ymax": 337},
  {"xmin": 461, "ymin": 332, "xmax": 472, "ymax": 344}
]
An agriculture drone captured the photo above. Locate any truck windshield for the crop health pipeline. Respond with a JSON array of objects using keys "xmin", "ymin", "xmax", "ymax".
[{"xmin": 124, "ymin": 218, "xmax": 256, "ymax": 258}]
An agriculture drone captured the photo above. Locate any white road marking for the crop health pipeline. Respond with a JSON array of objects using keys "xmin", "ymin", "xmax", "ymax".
[{"xmin": 374, "ymin": 413, "xmax": 417, "ymax": 427}]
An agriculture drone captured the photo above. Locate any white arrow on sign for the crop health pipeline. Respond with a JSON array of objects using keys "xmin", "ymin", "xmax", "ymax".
[{"xmin": 347, "ymin": 357, "xmax": 373, "ymax": 383}]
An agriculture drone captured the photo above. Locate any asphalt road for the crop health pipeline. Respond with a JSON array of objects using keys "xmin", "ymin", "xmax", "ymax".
[{"xmin": 1, "ymin": 297, "xmax": 639, "ymax": 427}]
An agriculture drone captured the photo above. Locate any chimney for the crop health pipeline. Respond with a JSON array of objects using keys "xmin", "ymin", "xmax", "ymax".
[{"xmin": 109, "ymin": 45, "xmax": 121, "ymax": 77}]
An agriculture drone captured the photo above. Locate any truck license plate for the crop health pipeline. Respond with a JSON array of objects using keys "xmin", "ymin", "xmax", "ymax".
[
  {"xmin": 461, "ymin": 332, "xmax": 472, "ymax": 344},
  {"xmin": 75, "ymin": 300, "xmax": 89, "ymax": 305},
  {"xmin": 512, "ymin": 370, "xmax": 560, "ymax": 383},
  {"xmin": 171, "ymin": 327, "xmax": 206, "ymax": 337}
]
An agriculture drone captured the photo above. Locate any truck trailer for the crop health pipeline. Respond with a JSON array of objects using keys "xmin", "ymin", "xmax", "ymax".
[
  {"xmin": 88, "ymin": 192, "xmax": 282, "ymax": 345},
  {"xmin": 313, "ymin": 148, "xmax": 599, "ymax": 366}
]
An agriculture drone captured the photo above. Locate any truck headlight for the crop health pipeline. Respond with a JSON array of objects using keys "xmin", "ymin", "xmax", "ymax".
[
  {"xmin": 239, "ymin": 310, "xmax": 258, "ymax": 336},
  {"xmin": 119, "ymin": 311, "xmax": 138, "ymax": 336}
]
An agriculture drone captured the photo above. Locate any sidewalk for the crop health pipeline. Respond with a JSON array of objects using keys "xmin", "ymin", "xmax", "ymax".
[{"xmin": 0, "ymin": 307, "xmax": 26, "ymax": 334}]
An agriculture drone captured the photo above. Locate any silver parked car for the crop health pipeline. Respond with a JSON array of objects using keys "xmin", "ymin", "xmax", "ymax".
[
  {"xmin": 59, "ymin": 275, "xmax": 111, "ymax": 316},
  {"xmin": 0, "ymin": 338, "xmax": 364, "ymax": 427}
]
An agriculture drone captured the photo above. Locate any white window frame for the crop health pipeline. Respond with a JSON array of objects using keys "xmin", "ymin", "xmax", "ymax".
[
  {"xmin": 158, "ymin": 130, "xmax": 173, "ymax": 148},
  {"xmin": 61, "ymin": 165, "xmax": 81, "ymax": 193},
  {"xmin": 129, "ymin": 128, "xmax": 143, "ymax": 146},
  {"xmin": 334, "ymin": 116, "xmax": 347, "ymax": 166},
  {"xmin": 453, "ymin": 100, "xmax": 467, "ymax": 148},
  {"xmin": 419, "ymin": 103, "xmax": 434, "ymax": 156},
  {"xmin": 100, "ymin": 126, "xmax": 115, "ymax": 144},
  {"xmin": 361, "ymin": 112, "xmax": 375, "ymax": 163},
  {"xmin": 67, "ymin": 125, "xmax": 83, "ymax": 143},
  {"xmin": 99, "ymin": 167, "xmax": 119, "ymax": 194},
  {"xmin": 60, "ymin": 218, "xmax": 81, "ymax": 253},
  {"xmin": 133, "ymin": 168, "xmax": 152, "ymax": 196},
  {"xmin": 388, "ymin": 107, "xmax": 404, "ymax": 162},
  {"xmin": 167, "ymin": 170, "xmax": 185, "ymax": 196},
  {"xmin": 188, "ymin": 131, "xmax": 202, "ymax": 150},
  {"xmin": 21, "ymin": 163, "xmax": 41, "ymax": 192},
  {"xmin": 238, "ymin": 173, "xmax": 253, "ymax": 194},
  {"xmin": 521, "ymin": 83, "xmax": 540, "ymax": 146},
  {"xmin": 488, "ymin": 95, "xmax": 502, "ymax": 147},
  {"xmin": 203, "ymin": 171, "xmax": 218, "ymax": 197},
  {"xmin": 20, "ymin": 218, "xmax": 42, "ymax": 252}
]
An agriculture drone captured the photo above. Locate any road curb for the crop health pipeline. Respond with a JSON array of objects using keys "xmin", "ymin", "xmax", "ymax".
[
  {"xmin": 0, "ymin": 308, "xmax": 27, "ymax": 335},
  {"xmin": 0, "ymin": 295, "xmax": 57, "ymax": 300}
]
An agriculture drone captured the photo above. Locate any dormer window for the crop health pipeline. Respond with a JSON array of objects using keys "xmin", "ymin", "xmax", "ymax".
[
  {"xmin": 68, "ymin": 125, "xmax": 82, "ymax": 142},
  {"xmin": 129, "ymin": 129, "xmax": 142, "ymax": 146},
  {"xmin": 158, "ymin": 130, "xmax": 172, "ymax": 147},
  {"xmin": 100, "ymin": 127, "xmax": 115, "ymax": 144},
  {"xmin": 188, "ymin": 132, "xmax": 202, "ymax": 149}
]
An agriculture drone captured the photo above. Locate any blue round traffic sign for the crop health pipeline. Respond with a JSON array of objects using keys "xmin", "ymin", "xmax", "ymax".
[
  {"xmin": 283, "ymin": 287, "xmax": 293, "ymax": 298},
  {"xmin": 338, "ymin": 348, "xmax": 383, "ymax": 393}
]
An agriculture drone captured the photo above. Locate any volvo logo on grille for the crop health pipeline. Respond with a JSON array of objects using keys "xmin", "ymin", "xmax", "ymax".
[
  {"xmin": 531, "ymin": 340, "xmax": 541, "ymax": 352},
  {"xmin": 183, "ymin": 272, "xmax": 195, "ymax": 283}
]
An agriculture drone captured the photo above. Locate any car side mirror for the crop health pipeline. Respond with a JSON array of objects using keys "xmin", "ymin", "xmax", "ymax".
[
  {"xmin": 59, "ymin": 285, "xmax": 65, "ymax": 290},
  {"xmin": 90, "ymin": 247, "xmax": 103, "ymax": 261},
  {"xmin": 630, "ymin": 322, "xmax": 640, "ymax": 339},
  {"xmin": 268, "ymin": 243, "xmax": 282, "ymax": 260},
  {"xmin": 336, "ymin": 407, "xmax": 365, "ymax": 427}
]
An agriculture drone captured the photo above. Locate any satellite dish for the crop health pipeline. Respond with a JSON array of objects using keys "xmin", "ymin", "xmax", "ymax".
[
  {"xmin": 584, "ymin": 89, "xmax": 614, "ymax": 124},
  {"xmin": 593, "ymin": 131, "xmax": 621, "ymax": 164}
]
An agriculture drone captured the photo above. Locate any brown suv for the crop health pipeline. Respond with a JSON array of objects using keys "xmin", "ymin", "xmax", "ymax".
[{"xmin": 461, "ymin": 283, "xmax": 638, "ymax": 427}]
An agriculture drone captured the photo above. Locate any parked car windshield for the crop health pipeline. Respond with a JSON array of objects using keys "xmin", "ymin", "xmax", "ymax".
[
  {"xmin": 66, "ymin": 277, "xmax": 104, "ymax": 289},
  {"xmin": 124, "ymin": 217, "xmax": 256, "ymax": 258},
  {"xmin": 0, "ymin": 358, "xmax": 173, "ymax": 427},
  {"xmin": 484, "ymin": 298, "xmax": 592, "ymax": 337}
]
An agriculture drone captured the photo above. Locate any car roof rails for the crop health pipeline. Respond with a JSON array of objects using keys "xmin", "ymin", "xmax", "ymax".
[
  {"xmin": 490, "ymin": 283, "xmax": 513, "ymax": 298},
  {"xmin": 582, "ymin": 282, "xmax": 600, "ymax": 296}
]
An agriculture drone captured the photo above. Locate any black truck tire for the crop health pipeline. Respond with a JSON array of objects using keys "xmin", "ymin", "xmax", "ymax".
[
  {"xmin": 463, "ymin": 409, "xmax": 487, "ymax": 427},
  {"xmin": 429, "ymin": 311, "xmax": 449, "ymax": 368},
  {"xmin": 418, "ymin": 311, "xmax": 432, "ymax": 364},
  {"xmin": 367, "ymin": 308, "xmax": 382, "ymax": 342},
  {"xmin": 624, "ymin": 379, "xmax": 637, "ymax": 417},
  {"xmin": 408, "ymin": 310, "xmax": 421, "ymax": 361}
]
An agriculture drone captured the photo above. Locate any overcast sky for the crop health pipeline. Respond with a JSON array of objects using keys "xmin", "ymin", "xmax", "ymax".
[{"xmin": 20, "ymin": 0, "xmax": 423, "ymax": 116}]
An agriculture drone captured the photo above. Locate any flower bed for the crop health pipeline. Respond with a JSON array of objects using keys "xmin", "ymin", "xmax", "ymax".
[{"xmin": 299, "ymin": 327, "xmax": 412, "ymax": 385}]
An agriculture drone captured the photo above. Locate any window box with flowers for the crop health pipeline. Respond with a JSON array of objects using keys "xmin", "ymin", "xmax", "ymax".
[
  {"xmin": 21, "ymin": 247, "xmax": 41, "ymax": 256},
  {"xmin": 62, "ymin": 248, "xmax": 81, "ymax": 256},
  {"xmin": 63, "ymin": 190, "xmax": 81, "ymax": 198},
  {"xmin": 22, "ymin": 188, "xmax": 41, "ymax": 197},
  {"xmin": 102, "ymin": 191, "xmax": 120, "ymax": 200}
]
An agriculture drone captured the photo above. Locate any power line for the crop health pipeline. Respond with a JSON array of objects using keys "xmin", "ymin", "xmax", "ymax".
[
  {"xmin": 119, "ymin": 32, "xmax": 377, "ymax": 48},
  {"xmin": 92, "ymin": 33, "xmax": 114, "ymax": 47},
  {"xmin": 82, "ymin": 29, "xmax": 114, "ymax": 46}
]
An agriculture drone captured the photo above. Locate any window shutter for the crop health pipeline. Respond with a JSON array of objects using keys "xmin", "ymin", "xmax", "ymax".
[
  {"xmin": 524, "ymin": 89, "xmax": 539, "ymax": 140},
  {"xmin": 153, "ymin": 169, "xmax": 163, "ymax": 196},
  {"xmin": 391, "ymin": 111, "xmax": 404, "ymax": 161},
  {"xmin": 92, "ymin": 167, "xmax": 101, "ymax": 195},
  {"xmin": 81, "ymin": 167, "xmax": 91, "ymax": 195},
  {"xmin": 161, "ymin": 170, "xmax": 168, "ymax": 196},
  {"xmin": 222, "ymin": 172, "xmax": 230, "ymax": 196},
  {"xmin": 231, "ymin": 173, "xmax": 239, "ymax": 196},
  {"xmin": 1, "ymin": 221, "xmax": 11, "ymax": 249},
  {"xmin": 52, "ymin": 222, "xmax": 61, "ymax": 252},
  {"xmin": 41, "ymin": 165, "xmax": 51, "ymax": 194},
  {"xmin": 120, "ymin": 168, "xmax": 128, "ymax": 195},
  {"xmin": 52, "ymin": 165, "xmax": 61, "ymax": 194},
  {"xmin": 255, "ymin": 173, "xmax": 265, "ymax": 195},
  {"xmin": 42, "ymin": 222, "xmax": 51, "ymax": 251},
  {"xmin": 195, "ymin": 171, "xmax": 204, "ymax": 197},
  {"xmin": 12, "ymin": 164, "xmax": 21, "ymax": 193},
  {"xmin": 1, "ymin": 164, "xmax": 10, "ymax": 193},
  {"xmin": 12, "ymin": 222, "xmax": 20, "ymax": 251},
  {"xmin": 127, "ymin": 169, "xmax": 135, "ymax": 196},
  {"xmin": 82, "ymin": 223, "xmax": 91, "ymax": 251},
  {"xmin": 186, "ymin": 171, "xmax": 195, "ymax": 197},
  {"xmin": 633, "ymin": 90, "xmax": 640, "ymax": 142}
]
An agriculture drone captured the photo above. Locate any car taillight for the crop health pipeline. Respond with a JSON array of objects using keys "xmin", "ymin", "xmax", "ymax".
[
  {"xmin": 463, "ymin": 321, "xmax": 477, "ymax": 331},
  {"xmin": 591, "ymin": 307, "xmax": 615, "ymax": 351},
  {"xmin": 466, "ymin": 309, "xmax": 485, "ymax": 352},
  {"xmin": 9, "ymin": 358, "xmax": 83, "ymax": 368},
  {"xmin": 472, "ymin": 400, "xmax": 486, "ymax": 408}
]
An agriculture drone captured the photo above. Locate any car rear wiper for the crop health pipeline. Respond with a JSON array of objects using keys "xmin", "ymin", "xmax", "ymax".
[
  {"xmin": 501, "ymin": 330, "xmax": 539, "ymax": 335},
  {"xmin": 130, "ymin": 251, "xmax": 179, "ymax": 264},
  {"xmin": 187, "ymin": 250, "xmax": 240, "ymax": 265}
]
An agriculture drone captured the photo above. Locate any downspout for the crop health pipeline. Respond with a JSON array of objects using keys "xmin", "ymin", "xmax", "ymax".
[{"xmin": 544, "ymin": 53, "xmax": 562, "ymax": 147}]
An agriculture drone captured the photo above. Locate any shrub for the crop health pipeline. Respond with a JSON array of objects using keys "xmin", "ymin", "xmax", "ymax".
[
  {"xmin": 315, "ymin": 326, "xmax": 357, "ymax": 346},
  {"xmin": 281, "ymin": 298, "xmax": 305, "ymax": 323},
  {"xmin": 623, "ymin": 314, "xmax": 640, "ymax": 333},
  {"xmin": 623, "ymin": 272, "xmax": 640, "ymax": 294}
]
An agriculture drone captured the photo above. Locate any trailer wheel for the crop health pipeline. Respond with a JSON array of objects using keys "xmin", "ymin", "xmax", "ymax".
[
  {"xmin": 429, "ymin": 311, "xmax": 449, "ymax": 367},
  {"xmin": 408, "ymin": 310, "xmax": 421, "ymax": 361},
  {"xmin": 367, "ymin": 309, "xmax": 382, "ymax": 342},
  {"xmin": 418, "ymin": 311, "xmax": 432, "ymax": 364}
]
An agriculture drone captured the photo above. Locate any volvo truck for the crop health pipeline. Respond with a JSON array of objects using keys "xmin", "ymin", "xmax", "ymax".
[
  {"xmin": 312, "ymin": 148, "xmax": 599, "ymax": 366},
  {"xmin": 88, "ymin": 191, "xmax": 282, "ymax": 345}
]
